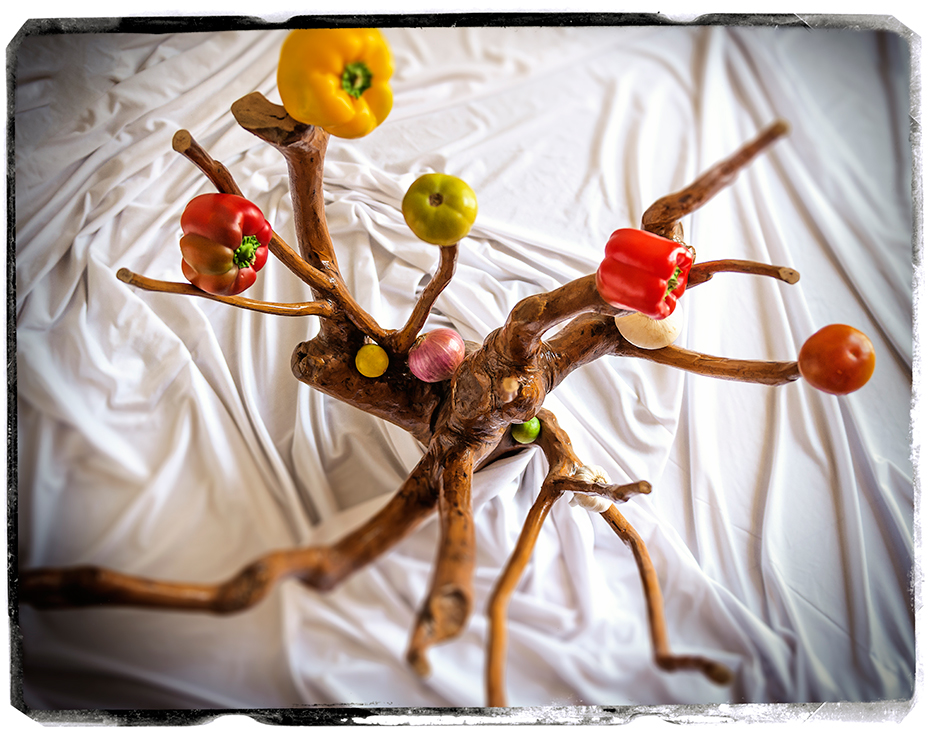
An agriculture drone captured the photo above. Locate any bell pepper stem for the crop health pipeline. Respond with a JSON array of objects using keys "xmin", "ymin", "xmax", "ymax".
[
  {"xmin": 342, "ymin": 61, "xmax": 373, "ymax": 99},
  {"xmin": 233, "ymin": 235, "xmax": 260, "ymax": 269},
  {"xmin": 666, "ymin": 266, "xmax": 683, "ymax": 295}
]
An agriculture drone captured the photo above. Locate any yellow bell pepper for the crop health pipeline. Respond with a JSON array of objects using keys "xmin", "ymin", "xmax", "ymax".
[{"xmin": 277, "ymin": 28, "xmax": 394, "ymax": 139}]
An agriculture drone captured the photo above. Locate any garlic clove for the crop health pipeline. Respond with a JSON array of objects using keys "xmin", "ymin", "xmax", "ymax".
[{"xmin": 614, "ymin": 300, "xmax": 684, "ymax": 349}]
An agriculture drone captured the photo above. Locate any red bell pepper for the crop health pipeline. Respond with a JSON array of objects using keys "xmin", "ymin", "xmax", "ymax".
[
  {"xmin": 595, "ymin": 228, "xmax": 693, "ymax": 319},
  {"xmin": 179, "ymin": 193, "xmax": 272, "ymax": 296}
]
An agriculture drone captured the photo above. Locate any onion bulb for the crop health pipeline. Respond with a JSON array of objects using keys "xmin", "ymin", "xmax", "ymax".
[
  {"xmin": 614, "ymin": 301, "xmax": 683, "ymax": 349},
  {"xmin": 408, "ymin": 328, "xmax": 466, "ymax": 382}
]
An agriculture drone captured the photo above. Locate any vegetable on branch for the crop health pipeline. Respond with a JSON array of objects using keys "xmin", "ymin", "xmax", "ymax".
[
  {"xmin": 596, "ymin": 228, "xmax": 694, "ymax": 319},
  {"xmin": 408, "ymin": 328, "xmax": 466, "ymax": 383},
  {"xmin": 18, "ymin": 30, "xmax": 879, "ymax": 707},
  {"xmin": 179, "ymin": 193, "xmax": 271, "ymax": 295},
  {"xmin": 277, "ymin": 28, "xmax": 394, "ymax": 139},
  {"xmin": 402, "ymin": 173, "xmax": 479, "ymax": 246}
]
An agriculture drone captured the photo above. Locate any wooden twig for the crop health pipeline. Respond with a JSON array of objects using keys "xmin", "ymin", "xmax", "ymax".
[
  {"xmin": 232, "ymin": 94, "xmax": 338, "ymax": 277},
  {"xmin": 485, "ymin": 484, "xmax": 564, "ymax": 707},
  {"xmin": 388, "ymin": 245, "xmax": 459, "ymax": 355},
  {"xmin": 600, "ymin": 504, "xmax": 733, "ymax": 685},
  {"xmin": 172, "ymin": 130, "xmax": 244, "ymax": 197},
  {"xmin": 485, "ymin": 409, "xmax": 652, "ymax": 705},
  {"xmin": 688, "ymin": 259, "xmax": 800, "ymax": 288},
  {"xmin": 544, "ymin": 313, "xmax": 801, "ymax": 392},
  {"xmin": 641, "ymin": 120, "xmax": 790, "ymax": 240},
  {"xmin": 619, "ymin": 343, "xmax": 801, "ymax": 385},
  {"xmin": 231, "ymin": 91, "xmax": 389, "ymax": 343},
  {"xmin": 545, "ymin": 476, "xmax": 651, "ymax": 503},
  {"xmin": 172, "ymin": 127, "xmax": 341, "ymax": 300},
  {"xmin": 486, "ymin": 409, "xmax": 575, "ymax": 706},
  {"xmin": 116, "ymin": 269, "xmax": 338, "ymax": 318}
]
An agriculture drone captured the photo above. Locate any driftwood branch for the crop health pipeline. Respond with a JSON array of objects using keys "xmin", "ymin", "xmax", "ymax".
[
  {"xmin": 486, "ymin": 484, "xmax": 564, "ymax": 707},
  {"xmin": 231, "ymin": 92, "xmax": 384, "ymax": 344},
  {"xmin": 21, "ymin": 450, "xmax": 442, "ymax": 611},
  {"xmin": 388, "ymin": 244, "xmax": 460, "ymax": 355},
  {"xmin": 485, "ymin": 409, "xmax": 577, "ymax": 706},
  {"xmin": 116, "ymin": 269, "xmax": 338, "ymax": 318},
  {"xmin": 408, "ymin": 447, "xmax": 477, "ymax": 676},
  {"xmin": 172, "ymin": 130, "xmax": 244, "ymax": 197},
  {"xmin": 641, "ymin": 120, "xmax": 790, "ymax": 239},
  {"xmin": 600, "ymin": 505, "xmax": 733, "ymax": 684},
  {"xmin": 24, "ymin": 114, "xmax": 809, "ymax": 707},
  {"xmin": 172, "ymin": 128, "xmax": 334, "ymax": 296},
  {"xmin": 688, "ymin": 259, "xmax": 800, "ymax": 288},
  {"xmin": 485, "ymin": 409, "xmax": 650, "ymax": 706}
]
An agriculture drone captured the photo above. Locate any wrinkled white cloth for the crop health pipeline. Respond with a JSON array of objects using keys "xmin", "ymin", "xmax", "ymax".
[{"xmin": 14, "ymin": 24, "xmax": 913, "ymax": 711}]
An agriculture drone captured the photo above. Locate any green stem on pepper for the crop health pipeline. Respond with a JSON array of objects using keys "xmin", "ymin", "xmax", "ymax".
[{"xmin": 342, "ymin": 62, "xmax": 373, "ymax": 99}]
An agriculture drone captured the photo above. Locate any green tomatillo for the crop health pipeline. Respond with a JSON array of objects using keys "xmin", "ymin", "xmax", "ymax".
[{"xmin": 402, "ymin": 173, "xmax": 478, "ymax": 246}]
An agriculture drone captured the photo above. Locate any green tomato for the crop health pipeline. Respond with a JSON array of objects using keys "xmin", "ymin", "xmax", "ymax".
[
  {"xmin": 511, "ymin": 417, "xmax": 541, "ymax": 444},
  {"xmin": 402, "ymin": 173, "xmax": 478, "ymax": 246},
  {"xmin": 356, "ymin": 343, "xmax": 389, "ymax": 378}
]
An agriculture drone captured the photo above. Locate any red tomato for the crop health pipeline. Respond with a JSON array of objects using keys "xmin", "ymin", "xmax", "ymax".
[{"xmin": 797, "ymin": 324, "xmax": 875, "ymax": 395}]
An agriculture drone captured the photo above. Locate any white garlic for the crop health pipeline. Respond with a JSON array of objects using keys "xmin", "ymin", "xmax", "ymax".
[{"xmin": 614, "ymin": 301, "xmax": 684, "ymax": 349}]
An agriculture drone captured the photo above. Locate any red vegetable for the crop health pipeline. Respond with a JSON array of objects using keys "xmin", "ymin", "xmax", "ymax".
[
  {"xmin": 798, "ymin": 324, "xmax": 875, "ymax": 395},
  {"xmin": 179, "ymin": 193, "xmax": 272, "ymax": 296},
  {"xmin": 595, "ymin": 228, "xmax": 693, "ymax": 319}
]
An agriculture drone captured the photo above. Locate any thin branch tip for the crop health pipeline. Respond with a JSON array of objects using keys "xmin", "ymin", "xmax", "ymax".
[{"xmin": 172, "ymin": 129, "xmax": 192, "ymax": 152}]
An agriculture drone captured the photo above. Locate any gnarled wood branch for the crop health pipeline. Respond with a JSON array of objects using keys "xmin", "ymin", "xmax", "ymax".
[
  {"xmin": 23, "ymin": 113, "xmax": 805, "ymax": 707},
  {"xmin": 20, "ymin": 447, "xmax": 442, "ymax": 611},
  {"xmin": 641, "ymin": 120, "xmax": 790, "ymax": 239},
  {"xmin": 688, "ymin": 259, "xmax": 800, "ymax": 288},
  {"xmin": 232, "ymin": 92, "xmax": 387, "ymax": 344},
  {"xmin": 388, "ymin": 244, "xmax": 460, "ymax": 355},
  {"xmin": 115, "ymin": 269, "xmax": 338, "ymax": 318},
  {"xmin": 408, "ymin": 446, "xmax": 477, "ymax": 676},
  {"xmin": 600, "ymin": 505, "xmax": 733, "ymax": 684}
]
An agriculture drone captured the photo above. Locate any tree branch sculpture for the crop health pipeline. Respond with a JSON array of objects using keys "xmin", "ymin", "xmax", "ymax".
[{"xmin": 22, "ymin": 91, "xmax": 848, "ymax": 707}]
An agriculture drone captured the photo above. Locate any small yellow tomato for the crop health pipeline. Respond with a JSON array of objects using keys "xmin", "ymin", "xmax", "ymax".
[{"xmin": 355, "ymin": 343, "xmax": 389, "ymax": 378}]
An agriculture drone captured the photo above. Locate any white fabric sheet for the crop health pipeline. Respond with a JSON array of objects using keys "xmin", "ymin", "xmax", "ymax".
[{"xmin": 13, "ymin": 23, "xmax": 914, "ymax": 711}]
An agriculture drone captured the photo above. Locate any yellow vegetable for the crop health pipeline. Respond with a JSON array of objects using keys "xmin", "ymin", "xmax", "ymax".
[
  {"xmin": 277, "ymin": 28, "xmax": 394, "ymax": 139},
  {"xmin": 355, "ymin": 343, "xmax": 389, "ymax": 378}
]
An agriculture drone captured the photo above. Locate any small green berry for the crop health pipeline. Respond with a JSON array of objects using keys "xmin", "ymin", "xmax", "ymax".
[{"xmin": 511, "ymin": 417, "xmax": 541, "ymax": 444}]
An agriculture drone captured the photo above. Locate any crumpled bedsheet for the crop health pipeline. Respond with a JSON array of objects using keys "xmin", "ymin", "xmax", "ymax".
[{"xmin": 13, "ymin": 22, "xmax": 914, "ymax": 711}]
